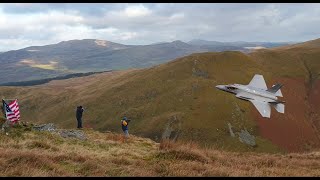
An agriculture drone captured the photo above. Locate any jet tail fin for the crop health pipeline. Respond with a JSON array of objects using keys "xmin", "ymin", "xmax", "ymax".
[
  {"xmin": 267, "ymin": 83, "xmax": 283, "ymax": 97},
  {"xmin": 270, "ymin": 103, "xmax": 285, "ymax": 113}
]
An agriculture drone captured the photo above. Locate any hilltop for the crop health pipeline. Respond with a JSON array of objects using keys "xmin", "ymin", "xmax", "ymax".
[
  {"xmin": 271, "ymin": 38, "xmax": 320, "ymax": 50},
  {"xmin": 0, "ymin": 123, "xmax": 319, "ymax": 177}
]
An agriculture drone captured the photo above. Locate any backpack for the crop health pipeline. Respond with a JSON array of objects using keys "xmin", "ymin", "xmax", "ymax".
[{"xmin": 122, "ymin": 120, "xmax": 128, "ymax": 126}]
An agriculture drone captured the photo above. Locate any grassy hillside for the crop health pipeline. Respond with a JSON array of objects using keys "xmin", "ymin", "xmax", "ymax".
[
  {"xmin": 0, "ymin": 52, "xmax": 280, "ymax": 153},
  {"xmin": 0, "ymin": 125, "xmax": 319, "ymax": 177},
  {"xmin": 1, "ymin": 39, "xmax": 320, "ymax": 153},
  {"xmin": 249, "ymin": 41, "xmax": 320, "ymax": 153}
]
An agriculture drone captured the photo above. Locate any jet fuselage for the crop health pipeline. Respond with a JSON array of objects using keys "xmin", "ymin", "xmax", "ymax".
[
  {"xmin": 215, "ymin": 74, "xmax": 285, "ymax": 118},
  {"xmin": 215, "ymin": 84, "xmax": 278, "ymax": 102}
]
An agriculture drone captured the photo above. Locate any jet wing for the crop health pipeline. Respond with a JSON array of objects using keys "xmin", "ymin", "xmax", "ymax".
[
  {"xmin": 249, "ymin": 100, "xmax": 271, "ymax": 118},
  {"xmin": 248, "ymin": 74, "xmax": 267, "ymax": 90}
]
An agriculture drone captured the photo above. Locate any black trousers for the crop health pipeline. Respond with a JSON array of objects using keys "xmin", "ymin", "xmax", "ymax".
[{"xmin": 77, "ymin": 117, "xmax": 82, "ymax": 128}]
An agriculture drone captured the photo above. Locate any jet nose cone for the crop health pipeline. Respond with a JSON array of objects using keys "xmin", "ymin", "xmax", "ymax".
[{"xmin": 215, "ymin": 85, "xmax": 224, "ymax": 90}]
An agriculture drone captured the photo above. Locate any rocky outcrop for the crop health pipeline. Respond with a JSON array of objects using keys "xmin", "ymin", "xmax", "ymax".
[
  {"xmin": 238, "ymin": 129, "xmax": 256, "ymax": 147},
  {"xmin": 32, "ymin": 123, "xmax": 56, "ymax": 132},
  {"xmin": 59, "ymin": 130, "xmax": 87, "ymax": 140},
  {"xmin": 32, "ymin": 123, "xmax": 86, "ymax": 140}
]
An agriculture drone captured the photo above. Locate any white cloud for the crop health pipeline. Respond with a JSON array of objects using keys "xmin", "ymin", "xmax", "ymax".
[
  {"xmin": 106, "ymin": 4, "xmax": 152, "ymax": 19},
  {"xmin": 169, "ymin": 13, "xmax": 185, "ymax": 20},
  {"xmin": 123, "ymin": 4, "xmax": 151, "ymax": 17},
  {"xmin": 0, "ymin": 10, "xmax": 84, "ymax": 38},
  {"xmin": 118, "ymin": 32, "xmax": 138, "ymax": 40},
  {"xmin": 0, "ymin": 3, "xmax": 320, "ymax": 51}
]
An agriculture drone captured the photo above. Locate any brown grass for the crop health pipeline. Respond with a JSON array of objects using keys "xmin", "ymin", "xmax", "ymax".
[
  {"xmin": 155, "ymin": 140, "xmax": 320, "ymax": 176},
  {"xmin": 0, "ymin": 129, "xmax": 319, "ymax": 177}
]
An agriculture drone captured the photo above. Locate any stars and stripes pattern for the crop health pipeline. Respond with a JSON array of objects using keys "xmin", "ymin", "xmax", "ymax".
[{"xmin": 3, "ymin": 99, "xmax": 20, "ymax": 123}]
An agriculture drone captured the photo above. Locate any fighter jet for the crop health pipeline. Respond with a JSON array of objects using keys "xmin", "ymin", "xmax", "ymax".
[{"xmin": 215, "ymin": 74, "xmax": 285, "ymax": 118}]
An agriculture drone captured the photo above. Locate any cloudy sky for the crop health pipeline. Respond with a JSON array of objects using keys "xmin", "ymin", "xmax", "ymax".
[{"xmin": 0, "ymin": 3, "xmax": 320, "ymax": 52}]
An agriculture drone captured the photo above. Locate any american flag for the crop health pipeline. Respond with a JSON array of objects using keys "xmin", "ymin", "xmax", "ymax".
[{"xmin": 2, "ymin": 99, "xmax": 20, "ymax": 123}]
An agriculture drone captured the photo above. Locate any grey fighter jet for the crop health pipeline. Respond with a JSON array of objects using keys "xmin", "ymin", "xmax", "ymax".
[{"xmin": 215, "ymin": 74, "xmax": 285, "ymax": 118}]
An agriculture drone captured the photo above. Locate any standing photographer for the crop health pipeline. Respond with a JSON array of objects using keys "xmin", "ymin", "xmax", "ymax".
[
  {"xmin": 121, "ymin": 115, "xmax": 131, "ymax": 138},
  {"xmin": 76, "ymin": 105, "xmax": 84, "ymax": 129}
]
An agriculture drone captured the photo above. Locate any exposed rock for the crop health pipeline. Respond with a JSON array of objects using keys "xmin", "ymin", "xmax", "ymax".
[
  {"xmin": 59, "ymin": 129, "xmax": 87, "ymax": 140},
  {"xmin": 192, "ymin": 83, "xmax": 199, "ymax": 92},
  {"xmin": 1, "ymin": 120, "xmax": 11, "ymax": 133},
  {"xmin": 162, "ymin": 115, "xmax": 181, "ymax": 141},
  {"xmin": 228, "ymin": 123, "xmax": 235, "ymax": 137},
  {"xmin": 232, "ymin": 102, "xmax": 244, "ymax": 121},
  {"xmin": 238, "ymin": 128, "xmax": 256, "ymax": 147},
  {"xmin": 192, "ymin": 67, "xmax": 208, "ymax": 78},
  {"xmin": 32, "ymin": 123, "xmax": 56, "ymax": 132},
  {"xmin": 194, "ymin": 59, "xmax": 198, "ymax": 65}
]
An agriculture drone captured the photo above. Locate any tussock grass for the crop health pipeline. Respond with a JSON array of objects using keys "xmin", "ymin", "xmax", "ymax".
[
  {"xmin": 151, "ymin": 139, "xmax": 320, "ymax": 177},
  {"xmin": 157, "ymin": 139, "xmax": 210, "ymax": 163},
  {"xmin": 26, "ymin": 140, "xmax": 59, "ymax": 151},
  {"xmin": 0, "ymin": 129, "xmax": 318, "ymax": 176}
]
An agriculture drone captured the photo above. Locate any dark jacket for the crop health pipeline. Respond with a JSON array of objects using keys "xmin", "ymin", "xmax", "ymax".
[{"xmin": 76, "ymin": 106, "xmax": 84, "ymax": 119}]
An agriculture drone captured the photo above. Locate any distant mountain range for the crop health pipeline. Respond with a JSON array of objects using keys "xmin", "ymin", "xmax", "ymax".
[{"xmin": 0, "ymin": 39, "xmax": 293, "ymax": 84}]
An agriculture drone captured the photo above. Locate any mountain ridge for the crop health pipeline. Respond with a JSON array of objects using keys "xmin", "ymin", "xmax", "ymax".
[{"xmin": 0, "ymin": 38, "xmax": 293, "ymax": 84}]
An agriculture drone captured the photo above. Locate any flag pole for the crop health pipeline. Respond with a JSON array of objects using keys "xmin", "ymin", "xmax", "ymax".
[
  {"xmin": 1, "ymin": 99, "xmax": 8, "ymax": 132},
  {"xmin": 2, "ymin": 99, "xmax": 5, "ymax": 119},
  {"xmin": 1, "ymin": 99, "xmax": 15, "ymax": 131},
  {"xmin": 1, "ymin": 99, "xmax": 7, "ymax": 120}
]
